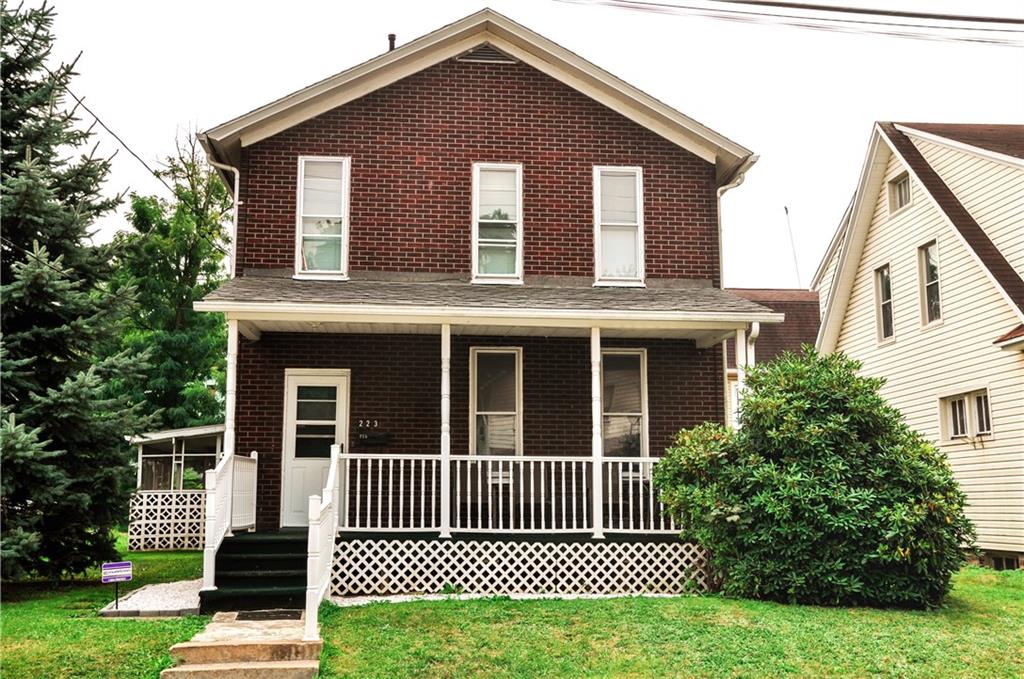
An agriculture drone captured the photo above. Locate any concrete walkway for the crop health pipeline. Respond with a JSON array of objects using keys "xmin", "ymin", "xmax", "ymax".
[{"xmin": 99, "ymin": 578, "xmax": 201, "ymax": 617}]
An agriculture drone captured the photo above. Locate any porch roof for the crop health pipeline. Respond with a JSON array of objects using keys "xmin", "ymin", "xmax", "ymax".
[{"xmin": 196, "ymin": 272, "xmax": 782, "ymax": 343}]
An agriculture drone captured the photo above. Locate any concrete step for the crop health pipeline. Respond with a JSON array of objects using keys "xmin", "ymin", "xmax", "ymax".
[
  {"xmin": 160, "ymin": 659, "xmax": 318, "ymax": 678},
  {"xmin": 170, "ymin": 639, "xmax": 323, "ymax": 664}
]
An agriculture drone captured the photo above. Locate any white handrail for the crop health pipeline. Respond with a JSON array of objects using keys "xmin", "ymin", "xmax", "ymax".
[
  {"xmin": 201, "ymin": 452, "xmax": 234, "ymax": 590},
  {"xmin": 304, "ymin": 443, "xmax": 341, "ymax": 641},
  {"xmin": 231, "ymin": 451, "xmax": 259, "ymax": 531}
]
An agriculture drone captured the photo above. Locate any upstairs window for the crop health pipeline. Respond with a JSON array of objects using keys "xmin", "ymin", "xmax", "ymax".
[
  {"xmin": 875, "ymin": 264, "xmax": 894, "ymax": 342},
  {"xmin": 888, "ymin": 172, "xmax": 911, "ymax": 214},
  {"xmin": 472, "ymin": 163, "xmax": 523, "ymax": 283},
  {"xmin": 296, "ymin": 157, "xmax": 351, "ymax": 277},
  {"xmin": 594, "ymin": 167, "xmax": 645, "ymax": 285},
  {"xmin": 919, "ymin": 240, "xmax": 942, "ymax": 324},
  {"xmin": 941, "ymin": 389, "xmax": 992, "ymax": 441}
]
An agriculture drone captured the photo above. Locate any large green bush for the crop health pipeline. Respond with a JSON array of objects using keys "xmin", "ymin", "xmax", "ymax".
[{"xmin": 653, "ymin": 348, "xmax": 974, "ymax": 608}]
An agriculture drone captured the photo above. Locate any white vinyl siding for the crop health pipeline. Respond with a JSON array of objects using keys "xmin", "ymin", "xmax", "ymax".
[
  {"xmin": 472, "ymin": 163, "xmax": 523, "ymax": 283},
  {"xmin": 593, "ymin": 166, "xmax": 645, "ymax": 285},
  {"xmin": 910, "ymin": 135, "xmax": 1024, "ymax": 279},
  {"xmin": 295, "ymin": 156, "xmax": 351, "ymax": 278},
  {"xmin": 833, "ymin": 149, "xmax": 1024, "ymax": 553}
]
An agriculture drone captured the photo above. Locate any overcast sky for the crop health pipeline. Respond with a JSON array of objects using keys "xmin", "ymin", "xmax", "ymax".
[{"xmin": 47, "ymin": 0, "xmax": 1024, "ymax": 288}]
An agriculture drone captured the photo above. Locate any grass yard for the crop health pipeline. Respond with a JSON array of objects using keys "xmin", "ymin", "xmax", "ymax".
[
  {"xmin": 1, "ymin": 550, "xmax": 1021, "ymax": 679},
  {"xmin": 0, "ymin": 535, "xmax": 207, "ymax": 679},
  {"xmin": 319, "ymin": 567, "xmax": 1024, "ymax": 678}
]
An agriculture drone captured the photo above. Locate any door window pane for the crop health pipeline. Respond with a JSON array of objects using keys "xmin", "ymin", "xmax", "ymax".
[
  {"xmin": 294, "ymin": 385, "xmax": 338, "ymax": 458},
  {"xmin": 295, "ymin": 424, "xmax": 336, "ymax": 458},
  {"xmin": 476, "ymin": 353, "xmax": 517, "ymax": 412},
  {"xmin": 476, "ymin": 414, "xmax": 517, "ymax": 455}
]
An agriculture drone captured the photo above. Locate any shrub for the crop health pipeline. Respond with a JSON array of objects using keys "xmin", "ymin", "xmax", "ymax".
[{"xmin": 653, "ymin": 348, "xmax": 975, "ymax": 608}]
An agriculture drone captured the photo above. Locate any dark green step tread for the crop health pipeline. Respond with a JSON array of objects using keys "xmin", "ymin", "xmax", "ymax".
[
  {"xmin": 218, "ymin": 552, "xmax": 305, "ymax": 561},
  {"xmin": 217, "ymin": 569, "xmax": 305, "ymax": 579},
  {"xmin": 202, "ymin": 584, "xmax": 305, "ymax": 598},
  {"xmin": 223, "ymin": 531, "xmax": 305, "ymax": 542}
]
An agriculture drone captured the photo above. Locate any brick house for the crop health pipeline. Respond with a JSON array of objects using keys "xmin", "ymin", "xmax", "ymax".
[{"xmin": 190, "ymin": 10, "xmax": 781, "ymax": 631}]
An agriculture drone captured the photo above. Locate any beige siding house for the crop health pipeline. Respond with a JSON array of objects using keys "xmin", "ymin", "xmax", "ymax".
[{"xmin": 813, "ymin": 123, "xmax": 1024, "ymax": 563}]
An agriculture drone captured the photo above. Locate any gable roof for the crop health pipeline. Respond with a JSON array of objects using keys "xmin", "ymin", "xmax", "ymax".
[
  {"xmin": 898, "ymin": 123, "xmax": 1024, "ymax": 161},
  {"xmin": 815, "ymin": 122, "xmax": 1024, "ymax": 351},
  {"xmin": 197, "ymin": 8, "xmax": 754, "ymax": 187}
]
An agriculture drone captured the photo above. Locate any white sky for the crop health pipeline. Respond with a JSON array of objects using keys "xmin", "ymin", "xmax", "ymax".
[{"xmin": 48, "ymin": 0, "xmax": 1024, "ymax": 288}]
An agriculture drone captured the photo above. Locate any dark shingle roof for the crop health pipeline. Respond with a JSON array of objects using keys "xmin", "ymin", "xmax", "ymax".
[
  {"xmin": 202, "ymin": 271, "xmax": 779, "ymax": 318},
  {"xmin": 725, "ymin": 289, "xmax": 820, "ymax": 367},
  {"xmin": 899, "ymin": 123, "xmax": 1024, "ymax": 160},
  {"xmin": 880, "ymin": 123, "xmax": 1024, "ymax": 317}
]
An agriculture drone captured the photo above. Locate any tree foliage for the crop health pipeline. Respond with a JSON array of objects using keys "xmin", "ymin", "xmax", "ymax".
[
  {"xmin": 108, "ymin": 135, "xmax": 230, "ymax": 429},
  {"xmin": 653, "ymin": 348, "xmax": 975, "ymax": 608},
  {"xmin": 1, "ymin": 1, "xmax": 154, "ymax": 578}
]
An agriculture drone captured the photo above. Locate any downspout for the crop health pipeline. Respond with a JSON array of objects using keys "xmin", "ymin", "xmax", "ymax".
[
  {"xmin": 199, "ymin": 138, "xmax": 241, "ymax": 279},
  {"xmin": 746, "ymin": 321, "xmax": 760, "ymax": 367}
]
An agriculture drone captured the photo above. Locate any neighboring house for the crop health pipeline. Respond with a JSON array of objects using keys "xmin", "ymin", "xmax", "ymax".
[
  {"xmin": 813, "ymin": 122, "xmax": 1024, "ymax": 567},
  {"xmin": 724, "ymin": 289, "xmax": 820, "ymax": 426},
  {"xmin": 127, "ymin": 424, "xmax": 225, "ymax": 551},
  {"xmin": 191, "ymin": 9, "xmax": 785, "ymax": 629}
]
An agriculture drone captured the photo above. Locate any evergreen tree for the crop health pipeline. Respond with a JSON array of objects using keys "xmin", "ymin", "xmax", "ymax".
[
  {"xmin": 110, "ymin": 134, "xmax": 230, "ymax": 429},
  {"xmin": 1, "ymin": 2, "xmax": 154, "ymax": 578}
]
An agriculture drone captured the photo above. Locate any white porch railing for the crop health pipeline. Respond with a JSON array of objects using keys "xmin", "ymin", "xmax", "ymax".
[
  {"xmin": 201, "ymin": 451, "xmax": 259, "ymax": 590},
  {"xmin": 336, "ymin": 452, "xmax": 677, "ymax": 536},
  {"xmin": 304, "ymin": 443, "xmax": 342, "ymax": 641}
]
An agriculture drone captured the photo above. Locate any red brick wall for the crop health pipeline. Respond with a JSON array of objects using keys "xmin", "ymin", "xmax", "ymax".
[
  {"xmin": 238, "ymin": 57, "xmax": 720, "ymax": 283},
  {"xmin": 236, "ymin": 333, "xmax": 723, "ymax": 529}
]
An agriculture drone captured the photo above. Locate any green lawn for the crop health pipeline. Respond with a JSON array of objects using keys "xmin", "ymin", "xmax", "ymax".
[
  {"xmin": 0, "ymin": 535, "xmax": 207, "ymax": 679},
  {"xmin": 3, "ymin": 550, "xmax": 1022, "ymax": 679},
  {"xmin": 319, "ymin": 567, "xmax": 1024, "ymax": 678}
]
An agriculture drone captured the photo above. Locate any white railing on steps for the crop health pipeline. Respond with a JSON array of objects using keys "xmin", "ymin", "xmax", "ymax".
[
  {"xmin": 304, "ymin": 443, "xmax": 341, "ymax": 641},
  {"xmin": 200, "ymin": 450, "xmax": 258, "ymax": 591}
]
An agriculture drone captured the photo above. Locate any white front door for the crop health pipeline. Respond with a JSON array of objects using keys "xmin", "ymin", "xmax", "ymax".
[{"xmin": 281, "ymin": 370, "xmax": 349, "ymax": 527}]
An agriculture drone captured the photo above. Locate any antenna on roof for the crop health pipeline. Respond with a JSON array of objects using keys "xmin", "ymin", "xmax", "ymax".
[
  {"xmin": 784, "ymin": 206, "xmax": 803, "ymax": 288},
  {"xmin": 388, "ymin": 33, "xmax": 396, "ymax": 51}
]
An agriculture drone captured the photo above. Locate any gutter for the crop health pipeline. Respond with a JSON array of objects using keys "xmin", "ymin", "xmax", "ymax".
[{"xmin": 198, "ymin": 133, "xmax": 241, "ymax": 279}]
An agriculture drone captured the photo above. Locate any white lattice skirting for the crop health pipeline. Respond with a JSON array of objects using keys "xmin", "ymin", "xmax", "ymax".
[
  {"xmin": 332, "ymin": 538, "xmax": 710, "ymax": 596},
  {"xmin": 127, "ymin": 490, "xmax": 205, "ymax": 551}
]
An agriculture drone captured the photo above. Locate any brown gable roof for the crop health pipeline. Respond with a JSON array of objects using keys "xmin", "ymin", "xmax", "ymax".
[
  {"xmin": 878, "ymin": 122, "xmax": 1024, "ymax": 317},
  {"xmin": 725, "ymin": 289, "xmax": 820, "ymax": 367},
  {"xmin": 899, "ymin": 123, "xmax": 1024, "ymax": 160}
]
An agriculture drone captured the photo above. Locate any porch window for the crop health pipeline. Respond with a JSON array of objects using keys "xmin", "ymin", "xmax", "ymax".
[
  {"xmin": 295, "ymin": 385, "xmax": 340, "ymax": 458},
  {"xmin": 296, "ymin": 156, "xmax": 350, "ymax": 278},
  {"xmin": 875, "ymin": 264, "xmax": 894, "ymax": 341},
  {"xmin": 594, "ymin": 167, "xmax": 644, "ymax": 285},
  {"xmin": 472, "ymin": 163, "xmax": 523, "ymax": 283},
  {"xmin": 919, "ymin": 241, "xmax": 941, "ymax": 324},
  {"xmin": 470, "ymin": 348, "xmax": 523, "ymax": 455},
  {"xmin": 601, "ymin": 350, "xmax": 648, "ymax": 457}
]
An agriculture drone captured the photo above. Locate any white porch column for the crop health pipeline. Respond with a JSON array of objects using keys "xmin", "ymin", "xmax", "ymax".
[
  {"xmin": 224, "ymin": 319, "xmax": 238, "ymax": 458},
  {"xmin": 590, "ymin": 327, "xmax": 604, "ymax": 539},
  {"xmin": 439, "ymin": 323, "xmax": 452, "ymax": 538},
  {"xmin": 734, "ymin": 327, "xmax": 747, "ymax": 426}
]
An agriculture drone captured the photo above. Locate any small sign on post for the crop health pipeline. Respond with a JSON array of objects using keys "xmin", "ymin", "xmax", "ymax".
[{"xmin": 101, "ymin": 561, "xmax": 132, "ymax": 610}]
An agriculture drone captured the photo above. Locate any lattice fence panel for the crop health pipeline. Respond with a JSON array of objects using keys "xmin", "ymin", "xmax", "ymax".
[
  {"xmin": 127, "ymin": 491, "xmax": 205, "ymax": 551},
  {"xmin": 331, "ymin": 538, "xmax": 709, "ymax": 596}
]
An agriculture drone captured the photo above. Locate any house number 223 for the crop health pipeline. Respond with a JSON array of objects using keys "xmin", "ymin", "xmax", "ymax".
[{"xmin": 357, "ymin": 419, "xmax": 379, "ymax": 428}]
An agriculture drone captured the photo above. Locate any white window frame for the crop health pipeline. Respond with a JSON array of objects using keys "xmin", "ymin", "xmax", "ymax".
[
  {"xmin": 593, "ymin": 166, "xmax": 646, "ymax": 287},
  {"xmin": 918, "ymin": 239, "xmax": 942, "ymax": 327},
  {"xmin": 874, "ymin": 263, "xmax": 895, "ymax": 344},
  {"xmin": 294, "ymin": 156, "xmax": 352, "ymax": 280},
  {"xmin": 471, "ymin": 163, "xmax": 524, "ymax": 284},
  {"xmin": 601, "ymin": 348, "xmax": 650, "ymax": 462},
  {"xmin": 469, "ymin": 347, "xmax": 524, "ymax": 456},
  {"xmin": 940, "ymin": 388, "xmax": 993, "ymax": 441},
  {"xmin": 888, "ymin": 172, "xmax": 912, "ymax": 215}
]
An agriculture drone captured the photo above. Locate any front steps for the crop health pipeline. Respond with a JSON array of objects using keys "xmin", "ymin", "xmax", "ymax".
[
  {"xmin": 200, "ymin": 532, "xmax": 307, "ymax": 613},
  {"xmin": 161, "ymin": 611, "xmax": 321, "ymax": 678}
]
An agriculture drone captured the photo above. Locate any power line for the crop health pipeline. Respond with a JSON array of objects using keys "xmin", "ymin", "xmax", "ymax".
[
  {"xmin": 708, "ymin": 0, "xmax": 1024, "ymax": 25},
  {"xmin": 555, "ymin": 0, "xmax": 1024, "ymax": 44}
]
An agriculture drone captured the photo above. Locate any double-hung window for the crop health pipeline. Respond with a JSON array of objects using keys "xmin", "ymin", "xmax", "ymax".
[
  {"xmin": 594, "ymin": 166, "xmax": 645, "ymax": 285},
  {"xmin": 875, "ymin": 264, "xmax": 894, "ymax": 342},
  {"xmin": 601, "ymin": 350, "xmax": 648, "ymax": 461},
  {"xmin": 296, "ymin": 156, "xmax": 351, "ymax": 278},
  {"xmin": 919, "ymin": 241, "xmax": 941, "ymax": 324},
  {"xmin": 470, "ymin": 348, "xmax": 523, "ymax": 455},
  {"xmin": 889, "ymin": 173, "xmax": 912, "ymax": 214},
  {"xmin": 942, "ymin": 389, "xmax": 992, "ymax": 440},
  {"xmin": 472, "ymin": 163, "xmax": 523, "ymax": 283}
]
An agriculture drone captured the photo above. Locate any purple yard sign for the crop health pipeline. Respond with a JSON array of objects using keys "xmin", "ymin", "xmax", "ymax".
[{"xmin": 101, "ymin": 561, "xmax": 132, "ymax": 584}]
